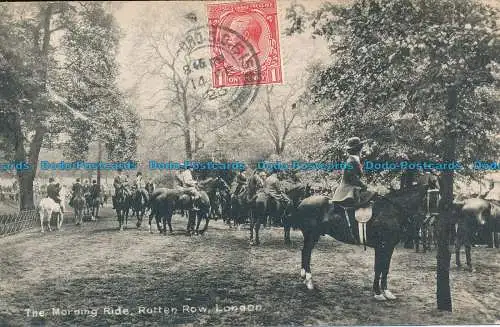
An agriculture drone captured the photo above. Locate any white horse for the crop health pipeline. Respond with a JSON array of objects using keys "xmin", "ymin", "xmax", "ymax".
[
  {"xmin": 38, "ymin": 186, "xmax": 66, "ymax": 232},
  {"xmin": 38, "ymin": 197, "xmax": 64, "ymax": 232}
]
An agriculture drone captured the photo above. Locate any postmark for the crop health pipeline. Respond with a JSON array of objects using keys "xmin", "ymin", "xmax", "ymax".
[
  {"xmin": 176, "ymin": 25, "xmax": 259, "ymax": 120},
  {"xmin": 207, "ymin": 0, "xmax": 283, "ymax": 87}
]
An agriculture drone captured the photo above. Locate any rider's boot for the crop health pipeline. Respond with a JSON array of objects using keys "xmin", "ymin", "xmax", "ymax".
[{"xmin": 347, "ymin": 208, "xmax": 360, "ymax": 245}]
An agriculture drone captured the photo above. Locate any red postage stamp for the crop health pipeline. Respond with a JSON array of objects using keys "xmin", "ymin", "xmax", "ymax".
[{"xmin": 207, "ymin": 0, "xmax": 283, "ymax": 87}]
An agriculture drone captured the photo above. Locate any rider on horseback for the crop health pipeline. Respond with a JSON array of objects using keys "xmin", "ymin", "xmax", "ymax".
[
  {"xmin": 262, "ymin": 169, "xmax": 292, "ymax": 206},
  {"xmin": 47, "ymin": 177, "xmax": 63, "ymax": 213},
  {"xmin": 133, "ymin": 172, "xmax": 149, "ymax": 202},
  {"xmin": 90, "ymin": 179, "xmax": 100, "ymax": 202},
  {"xmin": 175, "ymin": 166, "xmax": 202, "ymax": 209},
  {"xmin": 112, "ymin": 168, "xmax": 129, "ymax": 209},
  {"xmin": 232, "ymin": 170, "xmax": 248, "ymax": 197},
  {"xmin": 145, "ymin": 178, "xmax": 155, "ymax": 195},
  {"xmin": 69, "ymin": 178, "xmax": 84, "ymax": 207},
  {"xmin": 329, "ymin": 137, "xmax": 374, "ymax": 244}
]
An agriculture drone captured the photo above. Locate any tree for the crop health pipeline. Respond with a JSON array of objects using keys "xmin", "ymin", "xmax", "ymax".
[
  {"xmin": 0, "ymin": 2, "xmax": 137, "ymax": 209},
  {"xmin": 287, "ymin": 0, "xmax": 499, "ymax": 311},
  {"xmin": 129, "ymin": 7, "xmax": 258, "ymax": 160}
]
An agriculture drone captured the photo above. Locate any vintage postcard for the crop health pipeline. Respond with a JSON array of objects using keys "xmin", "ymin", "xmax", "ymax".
[{"xmin": 0, "ymin": 0, "xmax": 498, "ymax": 326}]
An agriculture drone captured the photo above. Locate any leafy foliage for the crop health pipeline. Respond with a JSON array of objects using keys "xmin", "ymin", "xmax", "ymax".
[{"xmin": 288, "ymin": 0, "xmax": 500, "ymax": 183}]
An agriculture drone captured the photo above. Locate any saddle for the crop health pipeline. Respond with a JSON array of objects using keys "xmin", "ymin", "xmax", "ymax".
[{"xmin": 329, "ymin": 192, "xmax": 376, "ymax": 248}]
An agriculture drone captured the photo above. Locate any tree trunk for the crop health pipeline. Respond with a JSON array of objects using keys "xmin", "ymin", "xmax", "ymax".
[
  {"xmin": 184, "ymin": 129, "xmax": 192, "ymax": 160},
  {"xmin": 18, "ymin": 172, "xmax": 35, "ymax": 210},
  {"xmin": 436, "ymin": 85, "xmax": 458, "ymax": 312},
  {"xmin": 97, "ymin": 141, "xmax": 102, "ymax": 187}
]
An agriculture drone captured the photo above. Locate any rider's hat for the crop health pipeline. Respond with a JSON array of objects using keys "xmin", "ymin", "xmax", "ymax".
[
  {"xmin": 92, "ymin": 179, "xmax": 97, "ymax": 183},
  {"xmin": 76, "ymin": 178, "xmax": 81, "ymax": 182},
  {"xmin": 49, "ymin": 177, "xmax": 54, "ymax": 183},
  {"xmin": 137, "ymin": 171, "xmax": 142, "ymax": 176},
  {"xmin": 345, "ymin": 137, "xmax": 367, "ymax": 151}
]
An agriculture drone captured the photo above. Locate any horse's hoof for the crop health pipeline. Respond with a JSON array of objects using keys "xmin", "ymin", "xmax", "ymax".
[
  {"xmin": 374, "ymin": 293, "xmax": 387, "ymax": 301},
  {"xmin": 383, "ymin": 290, "xmax": 397, "ymax": 300},
  {"xmin": 304, "ymin": 279, "xmax": 314, "ymax": 290}
]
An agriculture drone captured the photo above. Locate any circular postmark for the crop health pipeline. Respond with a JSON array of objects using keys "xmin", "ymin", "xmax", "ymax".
[{"xmin": 176, "ymin": 25, "xmax": 260, "ymax": 124}]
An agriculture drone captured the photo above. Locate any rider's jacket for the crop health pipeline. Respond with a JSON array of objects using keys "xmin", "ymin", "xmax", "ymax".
[
  {"xmin": 264, "ymin": 173, "xmax": 282, "ymax": 198},
  {"xmin": 177, "ymin": 170, "xmax": 196, "ymax": 187},
  {"xmin": 331, "ymin": 154, "xmax": 365, "ymax": 203},
  {"xmin": 113, "ymin": 174, "xmax": 128, "ymax": 190},
  {"xmin": 247, "ymin": 172, "xmax": 264, "ymax": 197},
  {"xmin": 135, "ymin": 176, "xmax": 145, "ymax": 189},
  {"xmin": 72, "ymin": 182, "xmax": 84, "ymax": 196},
  {"xmin": 90, "ymin": 183, "xmax": 100, "ymax": 197},
  {"xmin": 46, "ymin": 182, "xmax": 61, "ymax": 202},
  {"xmin": 145, "ymin": 182, "xmax": 155, "ymax": 193}
]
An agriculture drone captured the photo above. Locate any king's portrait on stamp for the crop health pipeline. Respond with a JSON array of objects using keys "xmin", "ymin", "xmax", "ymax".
[{"xmin": 207, "ymin": 0, "xmax": 283, "ymax": 87}]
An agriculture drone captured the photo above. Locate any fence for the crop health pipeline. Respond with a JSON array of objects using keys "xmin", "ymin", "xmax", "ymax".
[{"xmin": 0, "ymin": 209, "xmax": 39, "ymax": 237}]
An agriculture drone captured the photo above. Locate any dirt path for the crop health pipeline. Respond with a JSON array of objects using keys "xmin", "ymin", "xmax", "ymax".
[{"xmin": 0, "ymin": 208, "xmax": 498, "ymax": 326}]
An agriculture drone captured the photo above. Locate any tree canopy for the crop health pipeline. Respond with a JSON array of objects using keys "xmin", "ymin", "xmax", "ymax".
[{"xmin": 287, "ymin": 0, "xmax": 499, "ymax": 182}]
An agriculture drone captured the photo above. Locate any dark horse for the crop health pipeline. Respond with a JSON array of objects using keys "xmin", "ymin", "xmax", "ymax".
[
  {"xmin": 289, "ymin": 185, "xmax": 426, "ymax": 300},
  {"xmin": 115, "ymin": 186, "xmax": 131, "ymax": 231},
  {"xmin": 132, "ymin": 188, "xmax": 149, "ymax": 228},
  {"xmin": 148, "ymin": 188, "xmax": 211, "ymax": 235},
  {"xmin": 198, "ymin": 177, "xmax": 230, "ymax": 220},
  {"xmin": 230, "ymin": 172, "xmax": 263, "ymax": 228},
  {"xmin": 250, "ymin": 182, "xmax": 311, "ymax": 245},
  {"xmin": 85, "ymin": 190, "xmax": 100, "ymax": 221}
]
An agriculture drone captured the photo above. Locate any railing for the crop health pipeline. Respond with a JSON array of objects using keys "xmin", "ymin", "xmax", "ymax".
[{"xmin": 0, "ymin": 209, "xmax": 39, "ymax": 237}]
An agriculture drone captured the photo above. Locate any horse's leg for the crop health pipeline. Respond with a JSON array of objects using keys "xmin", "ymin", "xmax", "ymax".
[
  {"xmin": 255, "ymin": 216, "xmax": 261, "ymax": 245},
  {"xmin": 303, "ymin": 231, "xmax": 320, "ymax": 290},
  {"xmin": 373, "ymin": 246, "xmax": 386, "ymax": 300},
  {"xmin": 47, "ymin": 211, "xmax": 53, "ymax": 232},
  {"xmin": 455, "ymin": 226, "xmax": 462, "ymax": 268},
  {"xmin": 415, "ymin": 225, "xmax": 421, "ymax": 253},
  {"xmin": 249, "ymin": 209, "xmax": 255, "ymax": 244},
  {"xmin": 300, "ymin": 231, "xmax": 310, "ymax": 279},
  {"xmin": 284, "ymin": 219, "xmax": 291, "ymax": 245},
  {"xmin": 40, "ymin": 211, "xmax": 44, "ymax": 233},
  {"xmin": 166, "ymin": 210, "xmax": 173, "ymax": 233},
  {"xmin": 119, "ymin": 210, "xmax": 124, "ymax": 231},
  {"xmin": 58, "ymin": 212, "xmax": 63, "ymax": 231},
  {"xmin": 201, "ymin": 213, "xmax": 210, "ymax": 234},
  {"xmin": 381, "ymin": 246, "xmax": 397, "ymax": 300}
]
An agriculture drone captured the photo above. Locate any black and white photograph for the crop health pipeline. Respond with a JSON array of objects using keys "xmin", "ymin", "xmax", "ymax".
[{"xmin": 0, "ymin": 0, "xmax": 499, "ymax": 326}]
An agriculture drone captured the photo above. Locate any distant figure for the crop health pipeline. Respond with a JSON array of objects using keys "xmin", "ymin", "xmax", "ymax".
[
  {"xmin": 112, "ymin": 168, "xmax": 128, "ymax": 209},
  {"xmin": 46, "ymin": 177, "xmax": 63, "ymax": 213},
  {"xmin": 69, "ymin": 178, "xmax": 83, "ymax": 207}
]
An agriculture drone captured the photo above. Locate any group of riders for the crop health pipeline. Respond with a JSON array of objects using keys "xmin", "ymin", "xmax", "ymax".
[{"xmin": 40, "ymin": 136, "xmax": 460, "ymax": 245}]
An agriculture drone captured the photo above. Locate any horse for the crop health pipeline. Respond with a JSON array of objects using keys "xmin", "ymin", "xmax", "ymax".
[
  {"xmin": 230, "ymin": 185, "xmax": 250, "ymax": 228},
  {"xmin": 452, "ymin": 198, "xmax": 499, "ymax": 271},
  {"xmin": 115, "ymin": 186, "xmax": 132, "ymax": 231},
  {"xmin": 148, "ymin": 188, "xmax": 211, "ymax": 235},
  {"xmin": 132, "ymin": 187, "xmax": 149, "ymax": 228},
  {"xmin": 188, "ymin": 190, "xmax": 211, "ymax": 235},
  {"xmin": 198, "ymin": 176, "xmax": 230, "ymax": 220},
  {"xmin": 289, "ymin": 185, "xmax": 426, "ymax": 300},
  {"xmin": 71, "ymin": 191, "xmax": 86, "ymax": 226},
  {"xmin": 148, "ymin": 188, "xmax": 176, "ymax": 234},
  {"xmin": 86, "ymin": 190, "xmax": 100, "ymax": 221},
  {"xmin": 250, "ymin": 182, "xmax": 311, "ymax": 246},
  {"xmin": 38, "ymin": 197, "xmax": 64, "ymax": 232}
]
